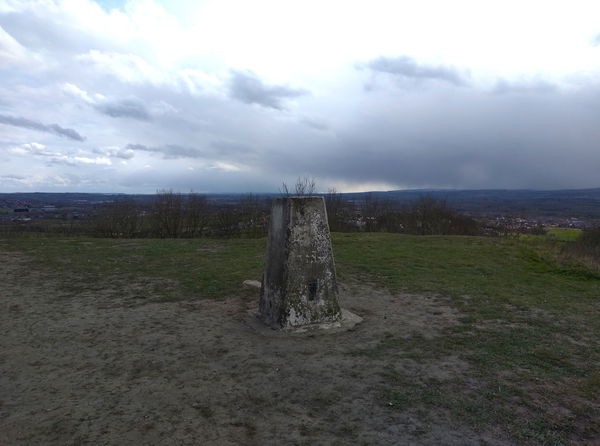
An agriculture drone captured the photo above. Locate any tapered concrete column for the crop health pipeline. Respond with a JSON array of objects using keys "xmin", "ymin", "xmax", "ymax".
[{"xmin": 258, "ymin": 197, "xmax": 342, "ymax": 329}]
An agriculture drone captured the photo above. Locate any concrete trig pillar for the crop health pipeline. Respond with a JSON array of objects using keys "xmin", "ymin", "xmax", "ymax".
[{"xmin": 258, "ymin": 196, "xmax": 342, "ymax": 329}]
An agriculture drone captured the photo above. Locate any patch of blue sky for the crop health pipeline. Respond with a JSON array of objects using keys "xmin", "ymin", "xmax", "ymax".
[{"xmin": 93, "ymin": 0, "xmax": 127, "ymax": 13}]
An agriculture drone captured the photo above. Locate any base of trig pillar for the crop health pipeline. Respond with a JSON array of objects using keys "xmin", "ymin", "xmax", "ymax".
[
  {"xmin": 258, "ymin": 196, "xmax": 342, "ymax": 329},
  {"xmin": 247, "ymin": 307, "xmax": 363, "ymax": 335}
]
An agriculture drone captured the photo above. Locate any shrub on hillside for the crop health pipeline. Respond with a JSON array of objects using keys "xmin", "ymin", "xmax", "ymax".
[
  {"xmin": 561, "ymin": 226, "xmax": 600, "ymax": 271},
  {"xmin": 578, "ymin": 227, "xmax": 600, "ymax": 247},
  {"xmin": 370, "ymin": 197, "xmax": 481, "ymax": 236}
]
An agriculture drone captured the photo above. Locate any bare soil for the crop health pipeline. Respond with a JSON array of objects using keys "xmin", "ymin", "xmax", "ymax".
[{"xmin": 0, "ymin": 248, "xmax": 508, "ymax": 445}]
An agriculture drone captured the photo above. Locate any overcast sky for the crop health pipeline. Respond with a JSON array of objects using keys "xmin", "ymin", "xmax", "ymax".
[{"xmin": 1, "ymin": 0, "xmax": 600, "ymax": 193}]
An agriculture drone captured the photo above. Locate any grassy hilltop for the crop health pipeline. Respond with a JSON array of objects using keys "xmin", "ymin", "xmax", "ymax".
[{"xmin": 1, "ymin": 233, "xmax": 599, "ymax": 445}]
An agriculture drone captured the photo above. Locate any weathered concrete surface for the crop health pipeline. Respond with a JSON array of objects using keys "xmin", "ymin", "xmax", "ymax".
[
  {"xmin": 247, "ymin": 307, "xmax": 363, "ymax": 335},
  {"xmin": 258, "ymin": 197, "xmax": 342, "ymax": 329}
]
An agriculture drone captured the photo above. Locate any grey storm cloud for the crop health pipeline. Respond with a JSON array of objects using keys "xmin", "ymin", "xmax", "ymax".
[
  {"xmin": 492, "ymin": 79, "xmax": 557, "ymax": 95},
  {"xmin": 0, "ymin": 114, "xmax": 85, "ymax": 141},
  {"xmin": 126, "ymin": 143, "xmax": 205, "ymax": 159},
  {"xmin": 96, "ymin": 100, "xmax": 152, "ymax": 121},
  {"xmin": 229, "ymin": 70, "xmax": 307, "ymax": 110},
  {"xmin": 250, "ymin": 80, "xmax": 600, "ymax": 191},
  {"xmin": 211, "ymin": 140, "xmax": 256, "ymax": 156},
  {"xmin": 366, "ymin": 56, "xmax": 467, "ymax": 86},
  {"xmin": 300, "ymin": 118, "xmax": 329, "ymax": 131}
]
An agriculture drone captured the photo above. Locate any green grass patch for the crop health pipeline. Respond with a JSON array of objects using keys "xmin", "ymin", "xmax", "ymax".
[
  {"xmin": 0, "ymin": 234, "xmax": 265, "ymax": 300},
  {"xmin": 333, "ymin": 232, "xmax": 600, "ymax": 316},
  {"xmin": 546, "ymin": 227, "xmax": 582, "ymax": 241}
]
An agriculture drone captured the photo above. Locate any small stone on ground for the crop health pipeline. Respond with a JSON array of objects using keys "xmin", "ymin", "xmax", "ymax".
[{"xmin": 242, "ymin": 280, "xmax": 261, "ymax": 290}]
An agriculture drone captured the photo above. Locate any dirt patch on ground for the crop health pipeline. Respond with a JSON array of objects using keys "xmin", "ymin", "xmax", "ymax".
[{"xmin": 0, "ymin": 248, "xmax": 507, "ymax": 445}]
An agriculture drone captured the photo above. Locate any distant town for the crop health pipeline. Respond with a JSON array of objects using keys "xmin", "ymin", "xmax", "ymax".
[{"xmin": 1, "ymin": 188, "xmax": 599, "ymax": 233}]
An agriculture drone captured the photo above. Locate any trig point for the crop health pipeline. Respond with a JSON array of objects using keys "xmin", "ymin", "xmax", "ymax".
[{"xmin": 258, "ymin": 196, "xmax": 342, "ymax": 329}]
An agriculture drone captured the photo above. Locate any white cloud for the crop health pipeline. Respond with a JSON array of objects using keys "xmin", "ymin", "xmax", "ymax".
[
  {"xmin": 61, "ymin": 82, "xmax": 98, "ymax": 103},
  {"xmin": 0, "ymin": 25, "xmax": 31, "ymax": 66},
  {"xmin": 211, "ymin": 161, "xmax": 242, "ymax": 172},
  {"xmin": 9, "ymin": 142, "xmax": 51, "ymax": 156},
  {"xmin": 72, "ymin": 155, "xmax": 111, "ymax": 165},
  {"xmin": 9, "ymin": 142, "xmax": 112, "ymax": 166},
  {"xmin": 94, "ymin": 146, "xmax": 135, "ymax": 159},
  {"xmin": 76, "ymin": 50, "xmax": 164, "ymax": 84},
  {"xmin": 177, "ymin": 69, "xmax": 225, "ymax": 96}
]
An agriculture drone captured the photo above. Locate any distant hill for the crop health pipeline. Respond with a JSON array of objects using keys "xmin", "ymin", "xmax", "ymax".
[
  {"xmin": 342, "ymin": 188, "xmax": 600, "ymax": 219},
  {"xmin": 1, "ymin": 188, "xmax": 599, "ymax": 219},
  {"xmin": 0, "ymin": 192, "xmax": 155, "ymax": 207}
]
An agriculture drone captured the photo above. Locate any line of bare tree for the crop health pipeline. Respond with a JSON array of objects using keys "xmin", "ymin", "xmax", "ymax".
[
  {"xmin": 325, "ymin": 190, "xmax": 481, "ymax": 235},
  {"xmin": 1, "ymin": 187, "xmax": 485, "ymax": 238},
  {"xmin": 91, "ymin": 190, "xmax": 270, "ymax": 238}
]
